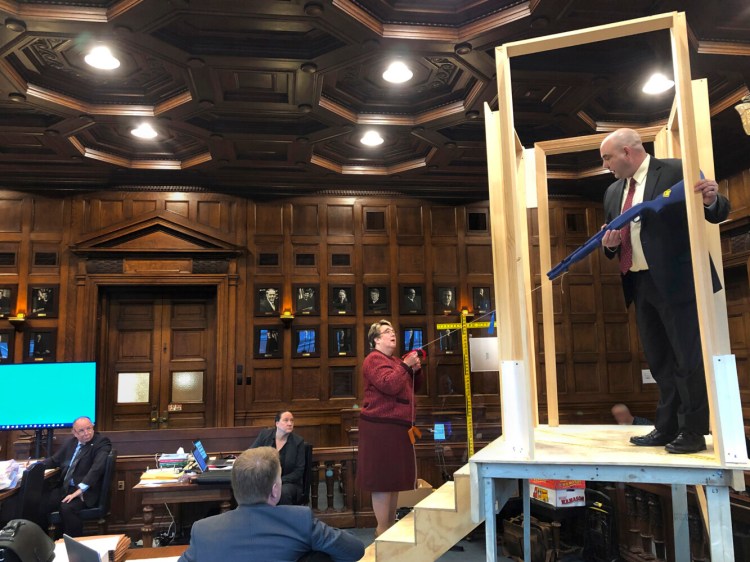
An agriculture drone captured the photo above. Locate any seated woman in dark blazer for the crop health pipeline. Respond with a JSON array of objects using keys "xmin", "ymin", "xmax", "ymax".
[{"xmin": 250, "ymin": 410, "xmax": 306, "ymax": 505}]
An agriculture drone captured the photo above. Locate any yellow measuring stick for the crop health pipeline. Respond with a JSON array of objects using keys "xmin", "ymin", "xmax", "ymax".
[{"xmin": 437, "ymin": 313, "xmax": 496, "ymax": 456}]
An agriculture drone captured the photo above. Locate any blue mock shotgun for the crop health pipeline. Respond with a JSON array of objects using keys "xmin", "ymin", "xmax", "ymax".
[{"xmin": 547, "ymin": 178, "xmax": 692, "ymax": 281}]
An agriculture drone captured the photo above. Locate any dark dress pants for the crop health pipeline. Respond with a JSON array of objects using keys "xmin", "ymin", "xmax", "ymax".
[
  {"xmin": 279, "ymin": 482, "xmax": 303, "ymax": 506},
  {"xmin": 631, "ymin": 270, "xmax": 709, "ymax": 436},
  {"xmin": 46, "ymin": 484, "xmax": 86, "ymax": 537}
]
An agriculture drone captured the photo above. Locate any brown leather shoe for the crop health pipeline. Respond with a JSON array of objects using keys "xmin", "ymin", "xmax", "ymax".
[
  {"xmin": 665, "ymin": 431, "xmax": 706, "ymax": 454},
  {"xmin": 629, "ymin": 429, "xmax": 677, "ymax": 447}
]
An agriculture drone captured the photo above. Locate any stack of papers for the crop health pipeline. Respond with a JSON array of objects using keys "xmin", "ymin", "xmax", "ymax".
[{"xmin": 140, "ymin": 468, "xmax": 182, "ymax": 482}]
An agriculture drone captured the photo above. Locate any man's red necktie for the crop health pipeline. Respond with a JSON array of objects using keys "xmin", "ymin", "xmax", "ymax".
[{"xmin": 619, "ymin": 178, "xmax": 637, "ymax": 274}]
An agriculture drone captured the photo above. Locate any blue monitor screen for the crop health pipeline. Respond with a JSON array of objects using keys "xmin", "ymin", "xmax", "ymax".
[{"xmin": 0, "ymin": 362, "xmax": 96, "ymax": 429}]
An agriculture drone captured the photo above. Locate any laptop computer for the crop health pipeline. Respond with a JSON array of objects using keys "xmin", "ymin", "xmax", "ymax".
[
  {"xmin": 63, "ymin": 534, "xmax": 101, "ymax": 562},
  {"xmin": 192, "ymin": 440, "xmax": 232, "ymax": 484},
  {"xmin": 193, "ymin": 439, "xmax": 230, "ymax": 468}
]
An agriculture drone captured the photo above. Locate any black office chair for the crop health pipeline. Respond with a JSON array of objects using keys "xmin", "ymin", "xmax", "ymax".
[
  {"xmin": 48, "ymin": 449, "xmax": 117, "ymax": 537},
  {"xmin": 300, "ymin": 443, "xmax": 314, "ymax": 506},
  {"xmin": 0, "ymin": 462, "xmax": 45, "ymax": 529}
]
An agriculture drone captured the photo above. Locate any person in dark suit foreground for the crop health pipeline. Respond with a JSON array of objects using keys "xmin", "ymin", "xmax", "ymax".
[
  {"xmin": 42, "ymin": 416, "xmax": 112, "ymax": 536},
  {"xmin": 600, "ymin": 128, "xmax": 729, "ymax": 454},
  {"xmin": 178, "ymin": 447, "xmax": 364, "ymax": 562},
  {"xmin": 251, "ymin": 411, "xmax": 306, "ymax": 505}
]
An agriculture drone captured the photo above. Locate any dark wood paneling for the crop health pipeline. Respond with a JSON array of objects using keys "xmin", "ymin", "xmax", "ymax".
[
  {"xmin": 0, "ymin": 198, "xmax": 23, "ymax": 233},
  {"xmin": 292, "ymin": 204, "xmax": 319, "ymax": 236},
  {"xmin": 396, "ymin": 206, "xmax": 423, "ymax": 236},
  {"xmin": 255, "ymin": 203, "xmax": 284, "ymax": 235},
  {"xmin": 327, "ymin": 205, "xmax": 354, "ymax": 236},
  {"xmin": 363, "ymin": 244, "xmax": 389, "ymax": 274},
  {"xmin": 397, "ymin": 245, "xmax": 425, "ymax": 274},
  {"xmin": 431, "ymin": 207, "xmax": 457, "ymax": 237},
  {"xmin": 465, "ymin": 245, "xmax": 492, "ymax": 274}
]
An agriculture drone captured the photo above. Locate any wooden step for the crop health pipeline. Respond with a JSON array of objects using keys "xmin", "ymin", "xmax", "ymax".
[
  {"xmin": 370, "ymin": 463, "xmax": 484, "ymax": 561},
  {"xmin": 360, "ymin": 543, "xmax": 376, "ymax": 562}
]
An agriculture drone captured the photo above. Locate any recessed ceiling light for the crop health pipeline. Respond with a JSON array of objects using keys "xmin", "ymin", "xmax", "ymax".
[
  {"xmin": 131, "ymin": 123, "xmax": 157, "ymax": 139},
  {"xmin": 84, "ymin": 46, "xmax": 120, "ymax": 70},
  {"xmin": 383, "ymin": 61, "xmax": 413, "ymax": 84},
  {"xmin": 642, "ymin": 73, "xmax": 674, "ymax": 95},
  {"xmin": 361, "ymin": 130, "xmax": 384, "ymax": 146}
]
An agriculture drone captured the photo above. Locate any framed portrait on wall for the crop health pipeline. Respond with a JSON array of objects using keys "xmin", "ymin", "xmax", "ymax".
[
  {"xmin": 254, "ymin": 326, "xmax": 282, "ymax": 358},
  {"xmin": 0, "ymin": 329, "xmax": 14, "ymax": 363},
  {"xmin": 329, "ymin": 326, "xmax": 354, "ymax": 357},
  {"xmin": 364, "ymin": 285, "xmax": 389, "ymax": 315},
  {"xmin": 25, "ymin": 329, "xmax": 56, "ymax": 362},
  {"xmin": 435, "ymin": 326, "xmax": 459, "ymax": 355},
  {"xmin": 400, "ymin": 285, "xmax": 424, "ymax": 315},
  {"xmin": 329, "ymin": 286, "xmax": 354, "ymax": 315},
  {"xmin": 435, "ymin": 286, "xmax": 457, "ymax": 314},
  {"xmin": 330, "ymin": 367, "xmax": 355, "ymax": 398},
  {"xmin": 28, "ymin": 285, "xmax": 58, "ymax": 318},
  {"xmin": 472, "ymin": 286, "xmax": 492, "ymax": 314},
  {"xmin": 293, "ymin": 285, "xmax": 319, "ymax": 315},
  {"xmin": 293, "ymin": 327, "xmax": 319, "ymax": 358},
  {"xmin": 256, "ymin": 286, "xmax": 282, "ymax": 316},
  {"xmin": 0, "ymin": 286, "xmax": 16, "ymax": 318},
  {"xmin": 401, "ymin": 326, "xmax": 424, "ymax": 355}
]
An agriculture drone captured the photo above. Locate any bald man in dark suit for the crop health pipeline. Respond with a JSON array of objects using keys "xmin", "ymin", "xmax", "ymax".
[{"xmin": 600, "ymin": 128, "xmax": 729, "ymax": 454}]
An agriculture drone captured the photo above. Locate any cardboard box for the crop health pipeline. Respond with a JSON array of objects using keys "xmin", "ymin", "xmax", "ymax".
[
  {"xmin": 397, "ymin": 478, "xmax": 434, "ymax": 507},
  {"xmin": 529, "ymin": 479, "xmax": 585, "ymax": 508}
]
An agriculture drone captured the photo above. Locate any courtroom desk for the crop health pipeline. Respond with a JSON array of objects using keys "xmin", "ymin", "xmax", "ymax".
[
  {"xmin": 133, "ymin": 481, "xmax": 232, "ymax": 548},
  {"xmin": 126, "ymin": 545, "xmax": 188, "ymax": 559}
]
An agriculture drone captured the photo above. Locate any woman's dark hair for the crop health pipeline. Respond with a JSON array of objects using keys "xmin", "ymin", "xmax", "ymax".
[{"xmin": 274, "ymin": 410, "xmax": 292, "ymax": 422}]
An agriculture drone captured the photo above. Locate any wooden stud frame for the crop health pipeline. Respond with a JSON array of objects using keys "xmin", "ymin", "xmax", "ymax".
[{"xmin": 487, "ymin": 11, "xmax": 744, "ymax": 466}]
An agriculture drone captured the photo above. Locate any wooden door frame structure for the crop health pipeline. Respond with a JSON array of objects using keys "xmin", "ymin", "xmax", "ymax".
[
  {"xmin": 469, "ymin": 13, "xmax": 749, "ymax": 562},
  {"xmin": 485, "ymin": 10, "xmax": 747, "ymax": 468}
]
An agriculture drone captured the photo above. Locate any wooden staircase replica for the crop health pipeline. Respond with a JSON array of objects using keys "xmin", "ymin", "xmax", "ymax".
[{"xmin": 360, "ymin": 464, "xmax": 483, "ymax": 561}]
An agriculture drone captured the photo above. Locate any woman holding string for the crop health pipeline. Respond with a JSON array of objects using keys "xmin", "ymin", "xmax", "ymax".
[{"xmin": 356, "ymin": 320, "xmax": 422, "ymax": 537}]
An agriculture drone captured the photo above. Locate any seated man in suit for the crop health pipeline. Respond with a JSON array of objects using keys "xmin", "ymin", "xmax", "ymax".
[
  {"xmin": 178, "ymin": 447, "xmax": 364, "ymax": 562},
  {"xmin": 42, "ymin": 416, "xmax": 112, "ymax": 537}
]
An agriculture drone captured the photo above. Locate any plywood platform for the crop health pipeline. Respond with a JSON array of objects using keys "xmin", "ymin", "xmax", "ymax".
[{"xmin": 471, "ymin": 424, "xmax": 743, "ymax": 470}]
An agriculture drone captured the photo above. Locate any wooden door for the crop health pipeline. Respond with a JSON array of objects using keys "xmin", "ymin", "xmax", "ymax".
[{"xmin": 101, "ymin": 287, "xmax": 216, "ymax": 430}]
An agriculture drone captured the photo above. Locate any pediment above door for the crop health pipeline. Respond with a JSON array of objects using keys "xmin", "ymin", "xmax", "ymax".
[
  {"xmin": 72, "ymin": 210, "xmax": 241, "ymax": 257},
  {"xmin": 71, "ymin": 211, "xmax": 242, "ymax": 275}
]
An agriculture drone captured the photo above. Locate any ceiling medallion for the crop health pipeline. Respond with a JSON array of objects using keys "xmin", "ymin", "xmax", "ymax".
[{"xmin": 304, "ymin": 2, "xmax": 324, "ymax": 16}]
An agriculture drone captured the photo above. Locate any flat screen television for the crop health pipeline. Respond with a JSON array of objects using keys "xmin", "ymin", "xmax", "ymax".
[{"xmin": 0, "ymin": 361, "xmax": 96, "ymax": 430}]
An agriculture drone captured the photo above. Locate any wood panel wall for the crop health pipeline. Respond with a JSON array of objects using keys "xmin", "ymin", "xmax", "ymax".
[{"xmin": 1, "ymin": 166, "xmax": 749, "ymax": 458}]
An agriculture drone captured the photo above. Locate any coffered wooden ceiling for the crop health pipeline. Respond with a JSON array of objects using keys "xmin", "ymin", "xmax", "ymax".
[{"xmin": 0, "ymin": 0, "xmax": 747, "ymax": 201}]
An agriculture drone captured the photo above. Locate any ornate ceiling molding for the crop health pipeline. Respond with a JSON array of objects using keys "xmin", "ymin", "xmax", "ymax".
[
  {"xmin": 310, "ymin": 151, "xmax": 434, "ymax": 175},
  {"xmin": 0, "ymin": 0, "xmax": 144, "ymax": 22}
]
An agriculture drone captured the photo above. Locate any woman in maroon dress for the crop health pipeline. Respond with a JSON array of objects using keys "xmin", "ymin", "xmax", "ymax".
[{"xmin": 356, "ymin": 320, "xmax": 422, "ymax": 537}]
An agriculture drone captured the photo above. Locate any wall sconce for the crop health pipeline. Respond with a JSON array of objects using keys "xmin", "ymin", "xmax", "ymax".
[
  {"xmin": 280, "ymin": 309, "xmax": 294, "ymax": 329},
  {"xmin": 8, "ymin": 312, "xmax": 26, "ymax": 331},
  {"xmin": 735, "ymin": 95, "xmax": 750, "ymax": 135},
  {"xmin": 461, "ymin": 306, "xmax": 473, "ymax": 318}
]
